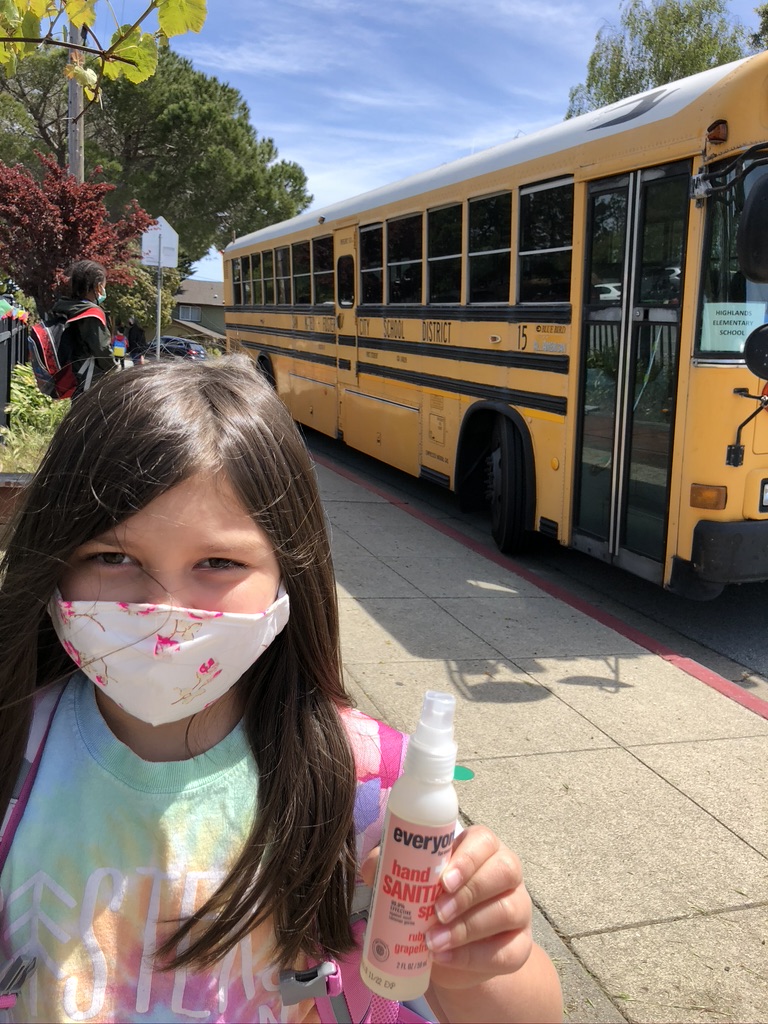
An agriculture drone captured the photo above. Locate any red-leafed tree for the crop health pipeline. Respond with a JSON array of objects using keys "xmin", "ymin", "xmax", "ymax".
[{"xmin": 0, "ymin": 153, "xmax": 154, "ymax": 315}]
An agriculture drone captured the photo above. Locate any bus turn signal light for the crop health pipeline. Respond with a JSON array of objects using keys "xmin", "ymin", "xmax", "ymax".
[
  {"xmin": 690, "ymin": 484, "xmax": 727, "ymax": 510},
  {"xmin": 706, "ymin": 119, "xmax": 728, "ymax": 142}
]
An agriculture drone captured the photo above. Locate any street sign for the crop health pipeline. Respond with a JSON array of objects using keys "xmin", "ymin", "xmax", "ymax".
[{"xmin": 141, "ymin": 216, "xmax": 179, "ymax": 269}]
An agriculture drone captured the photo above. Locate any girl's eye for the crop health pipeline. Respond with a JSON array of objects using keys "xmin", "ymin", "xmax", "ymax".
[
  {"xmin": 92, "ymin": 551, "xmax": 133, "ymax": 566},
  {"xmin": 199, "ymin": 557, "xmax": 246, "ymax": 570}
]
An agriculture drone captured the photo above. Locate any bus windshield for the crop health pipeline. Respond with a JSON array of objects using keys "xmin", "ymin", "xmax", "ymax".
[{"xmin": 698, "ymin": 162, "xmax": 768, "ymax": 358}]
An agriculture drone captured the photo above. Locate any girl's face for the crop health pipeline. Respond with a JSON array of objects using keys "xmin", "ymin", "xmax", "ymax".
[{"xmin": 60, "ymin": 473, "xmax": 282, "ymax": 613}]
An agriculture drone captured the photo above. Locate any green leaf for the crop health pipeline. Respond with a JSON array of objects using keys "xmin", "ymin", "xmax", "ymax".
[
  {"xmin": 65, "ymin": 61, "xmax": 97, "ymax": 89},
  {"xmin": 106, "ymin": 26, "xmax": 158, "ymax": 84},
  {"xmin": 19, "ymin": 10, "xmax": 40, "ymax": 53},
  {"xmin": 63, "ymin": 0, "xmax": 97, "ymax": 30},
  {"xmin": 0, "ymin": 0, "xmax": 19, "ymax": 25},
  {"xmin": 156, "ymin": 0, "xmax": 207, "ymax": 38}
]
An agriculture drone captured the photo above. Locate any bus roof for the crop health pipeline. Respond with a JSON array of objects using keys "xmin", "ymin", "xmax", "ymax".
[{"xmin": 226, "ymin": 55, "xmax": 755, "ymax": 255}]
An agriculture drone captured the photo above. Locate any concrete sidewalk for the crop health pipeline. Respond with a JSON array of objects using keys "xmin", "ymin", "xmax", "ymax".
[{"xmin": 316, "ymin": 462, "xmax": 768, "ymax": 1024}]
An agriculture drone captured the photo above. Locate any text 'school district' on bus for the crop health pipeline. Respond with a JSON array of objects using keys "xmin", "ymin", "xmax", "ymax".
[{"xmin": 224, "ymin": 52, "xmax": 768, "ymax": 601}]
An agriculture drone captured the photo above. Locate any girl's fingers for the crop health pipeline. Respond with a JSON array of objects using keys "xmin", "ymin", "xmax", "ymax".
[
  {"xmin": 428, "ymin": 924, "xmax": 534, "ymax": 985},
  {"xmin": 434, "ymin": 826, "xmax": 524, "ymax": 926},
  {"xmin": 427, "ymin": 884, "xmax": 532, "ymax": 954}
]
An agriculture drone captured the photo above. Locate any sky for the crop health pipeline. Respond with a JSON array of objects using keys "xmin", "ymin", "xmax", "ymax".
[{"xmin": 149, "ymin": 0, "xmax": 763, "ymax": 281}]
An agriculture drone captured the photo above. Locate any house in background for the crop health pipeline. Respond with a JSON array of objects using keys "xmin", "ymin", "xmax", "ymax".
[{"xmin": 170, "ymin": 280, "xmax": 225, "ymax": 348}]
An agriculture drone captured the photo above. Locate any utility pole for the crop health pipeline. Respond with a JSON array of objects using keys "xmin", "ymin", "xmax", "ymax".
[{"xmin": 67, "ymin": 22, "xmax": 85, "ymax": 182}]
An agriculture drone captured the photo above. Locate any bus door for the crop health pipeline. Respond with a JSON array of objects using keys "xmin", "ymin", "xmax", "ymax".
[
  {"xmin": 334, "ymin": 228, "xmax": 358, "ymax": 385},
  {"xmin": 572, "ymin": 163, "xmax": 689, "ymax": 583}
]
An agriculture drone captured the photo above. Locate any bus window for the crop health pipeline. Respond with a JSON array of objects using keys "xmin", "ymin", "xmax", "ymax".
[
  {"xmin": 252, "ymin": 253, "xmax": 264, "ymax": 305},
  {"xmin": 241, "ymin": 255, "xmax": 252, "ymax": 305},
  {"xmin": 263, "ymin": 250, "xmax": 275, "ymax": 304},
  {"xmin": 337, "ymin": 254, "xmax": 355, "ymax": 307},
  {"xmin": 360, "ymin": 224, "xmax": 383, "ymax": 304},
  {"xmin": 232, "ymin": 258, "xmax": 242, "ymax": 305},
  {"xmin": 698, "ymin": 163, "xmax": 768, "ymax": 356},
  {"xmin": 313, "ymin": 236, "xmax": 334, "ymax": 303},
  {"xmin": 468, "ymin": 193, "xmax": 511, "ymax": 303},
  {"xmin": 637, "ymin": 177, "xmax": 685, "ymax": 305},
  {"xmin": 292, "ymin": 242, "xmax": 311, "ymax": 304},
  {"xmin": 387, "ymin": 214, "xmax": 422, "ymax": 303},
  {"xmin": 275, "ymin": 246, "xmax": 291, "ymax": 304},
  {"xmin": 428, "ymin": 204, "xmax": 462, "ymax": 303},
  {"xmin": 518, "ymin": 181, "xmax": 573, "ymax": 303}
]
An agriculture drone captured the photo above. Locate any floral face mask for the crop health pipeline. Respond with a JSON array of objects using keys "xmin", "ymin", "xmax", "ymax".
[{"xmin": 48, "ymin": 587, "xmax": 290, "ymax": 726}]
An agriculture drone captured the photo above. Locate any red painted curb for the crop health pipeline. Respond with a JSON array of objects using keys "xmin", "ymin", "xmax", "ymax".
[{"xmin": 316, "ymin": 453, "xmax": 768, "ymax": 723}]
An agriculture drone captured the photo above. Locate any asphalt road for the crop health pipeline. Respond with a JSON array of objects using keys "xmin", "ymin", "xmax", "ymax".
[{"xmin": 305, "ymin": 428, "xmax": 768, "ymax": 690}]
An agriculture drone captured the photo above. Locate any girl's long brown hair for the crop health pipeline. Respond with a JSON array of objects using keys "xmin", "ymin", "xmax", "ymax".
[{"xmin": 0, "ymin": 357, "xmax": 357, "ymax": 971}]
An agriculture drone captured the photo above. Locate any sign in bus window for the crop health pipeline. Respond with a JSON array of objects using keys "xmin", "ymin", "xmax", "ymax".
[{"xmin": 700, "ymin": 303, "xmax": 766, "ymax": 352}]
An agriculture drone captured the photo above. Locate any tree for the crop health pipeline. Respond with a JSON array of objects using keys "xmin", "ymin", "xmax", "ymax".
[
  {"xmin": 566, "ymin": 0, "xmax": 748, "ymax": 117},
  {"xmin": 0, "ymin": 1, "xmax": 207, "ymax": 100},
  {"xmin": 0, "ymin": 48, "xmax": 312, "ymax": 262},
  {"xmin": 749, "ymin": 2, "xmax": 768, "ymax": 48},
  {"xmin": 87, "ymin": 49, "xmax": 312, "ymax": 260},
  {"xmin": 0, "ymin": 153, "xmax": 153, "ymax": 314}
]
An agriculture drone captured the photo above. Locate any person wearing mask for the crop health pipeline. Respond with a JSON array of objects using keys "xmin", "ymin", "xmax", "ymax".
[{"xmin": 51, "ymin": 260, "xmax": 115, "ymax": 399}]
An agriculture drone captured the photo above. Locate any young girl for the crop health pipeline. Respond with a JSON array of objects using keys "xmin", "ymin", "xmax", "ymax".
[{"xmin": 0, "ymin": 357, "xmax": 562, "ymax": 1024}]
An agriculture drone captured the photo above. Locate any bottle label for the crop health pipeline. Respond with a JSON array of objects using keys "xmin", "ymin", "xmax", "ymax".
[{"xmin": 365, "ymin": 812, "xmax": 456, "ymax": 979}]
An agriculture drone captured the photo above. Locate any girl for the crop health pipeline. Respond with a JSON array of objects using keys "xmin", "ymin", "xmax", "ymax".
[{"xmin": 0, "ymin": 357, "xmax": 562, "ymax": 1023}]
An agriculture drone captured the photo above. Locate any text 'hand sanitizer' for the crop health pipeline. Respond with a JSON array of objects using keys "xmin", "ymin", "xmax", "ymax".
[{"xmin": 361, "ymin": 691, "xmax": 459, "ymax": 1001}]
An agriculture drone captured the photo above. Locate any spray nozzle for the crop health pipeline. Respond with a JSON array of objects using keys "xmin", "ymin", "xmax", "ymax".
[
  {"xmin": 405, "ymin": 691, "xmax": 458, "ymax": 782},
  {"xmin": 413, "ymin": 691, "xmax": 456, "ymax": 751}
]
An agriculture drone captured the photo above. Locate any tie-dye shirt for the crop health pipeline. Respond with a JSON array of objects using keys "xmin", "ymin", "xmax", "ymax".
[{"xmin": 0, "ymin": 674, "xmax": 407, "ymax": 1023}]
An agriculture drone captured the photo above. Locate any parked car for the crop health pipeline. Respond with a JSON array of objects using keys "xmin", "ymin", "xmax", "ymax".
[{"xmin": 150, "ymin": 336, "xmax": 207, "ymax": 361}]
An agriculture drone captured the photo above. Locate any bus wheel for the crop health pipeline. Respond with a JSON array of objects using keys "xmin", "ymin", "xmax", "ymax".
[
  {"xmin": 487, "ymin": 417, "xmax": 526, "ymax": 553},
  {"xmin": 257, "ymin": 356, "xmax": 276, "ymax": 388}
]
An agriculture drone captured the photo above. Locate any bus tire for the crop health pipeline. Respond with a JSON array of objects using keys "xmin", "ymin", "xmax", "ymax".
[
  {"xmin": 257, "ymin": 355, "xmax": 276, "ymax": 388},
  {"xmin": 488, "ymin": 416, "xmax": 527, "ymax": 553}
]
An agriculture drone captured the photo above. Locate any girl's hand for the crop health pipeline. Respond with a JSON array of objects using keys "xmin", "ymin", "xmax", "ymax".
[{"xmin": 425, "ymin": 824, "xmax": 533, "ymax": 991}]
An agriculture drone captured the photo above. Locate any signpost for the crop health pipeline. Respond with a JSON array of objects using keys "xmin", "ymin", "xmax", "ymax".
[{"xmin": 141, "ymin": 217, "xmax": 179, "ymax": 361}]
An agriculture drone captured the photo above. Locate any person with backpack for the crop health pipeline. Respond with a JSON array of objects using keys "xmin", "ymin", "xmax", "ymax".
[
  {"xmin": 126, "ymin": 317, "xmax": 147, "ymax": 365},
  {"xmin": 50, "ymin": 260, "xmax": 115, "ymax": 398},
  {"xmin": 112, "ymin": 323, "xmax": 128, "ymax": 369},
  {"xmin": 0, "ymin": 358, "xmax": 563, "ymax": 1024}
]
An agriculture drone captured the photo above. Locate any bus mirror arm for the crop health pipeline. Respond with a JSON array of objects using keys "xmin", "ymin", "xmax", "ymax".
[{"xmin": 725, "ymin": 389, "xmax": 768, "ymax": 467}]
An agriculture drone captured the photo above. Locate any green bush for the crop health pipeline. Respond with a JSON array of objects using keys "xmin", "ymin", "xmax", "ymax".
[{"xmin": 0, "ymin": 363, "xmax": 69, "ymax": 473}]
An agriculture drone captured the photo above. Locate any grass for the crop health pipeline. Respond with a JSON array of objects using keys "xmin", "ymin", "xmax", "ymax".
[{"xmin": 0, "ymin": 364, "xmax": 69, "ymax": 473}]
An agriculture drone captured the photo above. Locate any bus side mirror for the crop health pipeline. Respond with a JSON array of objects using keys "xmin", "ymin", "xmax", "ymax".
[
  {"xmin": 737, "ymin": 176, "xmax": 768, "ymax": 283},
  {"xmin": 743, "ymin": 323, "xmax": 768, "ymax": 379}
]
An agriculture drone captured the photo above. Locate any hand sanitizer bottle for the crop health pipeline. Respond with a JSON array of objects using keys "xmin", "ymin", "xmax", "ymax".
[{"xmin": 361, "ymin": 691, "xmax": 459, "ymax": 1001}]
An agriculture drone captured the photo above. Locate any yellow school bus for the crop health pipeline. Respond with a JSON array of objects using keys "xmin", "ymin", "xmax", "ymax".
[{"xmin": 224, "ymin": 52, "xmax": 768, "ymax": 599}]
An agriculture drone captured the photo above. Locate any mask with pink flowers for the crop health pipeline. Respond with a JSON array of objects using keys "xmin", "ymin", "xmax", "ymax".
[{"xmin": 48, "ymin": 587, "xmax": 290, "ymax": 726}]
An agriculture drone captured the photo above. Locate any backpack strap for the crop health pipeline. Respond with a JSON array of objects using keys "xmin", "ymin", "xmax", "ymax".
[
  {"xmin": 0, "ymin": 682, "xmax": 65, "ymax": 1012},
  {"xmin": 0, "ymin": 682, "xmax": 65, "ymax": 874}
]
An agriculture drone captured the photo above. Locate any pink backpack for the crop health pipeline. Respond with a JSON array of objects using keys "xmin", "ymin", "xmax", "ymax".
[{"xmin": 0, "ymin": 685, "xmax": 434, "ymax": 1023}]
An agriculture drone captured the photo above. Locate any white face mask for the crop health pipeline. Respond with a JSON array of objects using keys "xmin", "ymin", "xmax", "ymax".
[{"xmin": 48, "ymin": 588, "xmax": 290, "ymax": 727}]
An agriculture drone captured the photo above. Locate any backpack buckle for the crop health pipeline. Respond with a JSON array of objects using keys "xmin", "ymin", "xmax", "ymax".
[
  {"xmin": 0, "ymin": 955, "xmax": 37, "ymax": 1009},
  {"xmin": 279, "ymin": 960, "xmax": 343, "ymax": 1005}
]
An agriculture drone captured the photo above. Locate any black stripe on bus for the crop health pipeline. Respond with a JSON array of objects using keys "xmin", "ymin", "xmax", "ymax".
[
  {"xmin": 356, "ymin": 362, "xmax": 567, "ymax": 417},
  {"xmin": 230, "ymin": 322, "xmax": 334, "ymax": 346},
  {"xmin": 338, "ymin": 359, "xmax": 351, "ymax": 371},
  {"xmin": 357, "ymin": 304, "xmax": 572, "ymax": 324},
  {"xmin": 356, "ymin": 337, "xmax": 568, "ymax": 374},
  {"xmin": 232, "ymin": 324, "xmax": 568, "ymax": 374},
  {"xmin": 238, "ymin": 339, "xmax": 337, "ymax": 369},
  {"xmin": 227, "ymin": 303, "xmax": 572, "ymax": 325}
]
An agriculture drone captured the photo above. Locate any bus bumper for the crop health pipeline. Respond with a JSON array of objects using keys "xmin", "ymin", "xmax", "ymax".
[{"xmin": 691, "ymin": 519, "xmax": 768, "ymax": 584}]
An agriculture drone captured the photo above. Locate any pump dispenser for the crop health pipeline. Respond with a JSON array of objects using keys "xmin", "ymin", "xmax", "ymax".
[{"xmin": 361, "ymin": 691, "xmax": 459, "ymax": 1001}]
